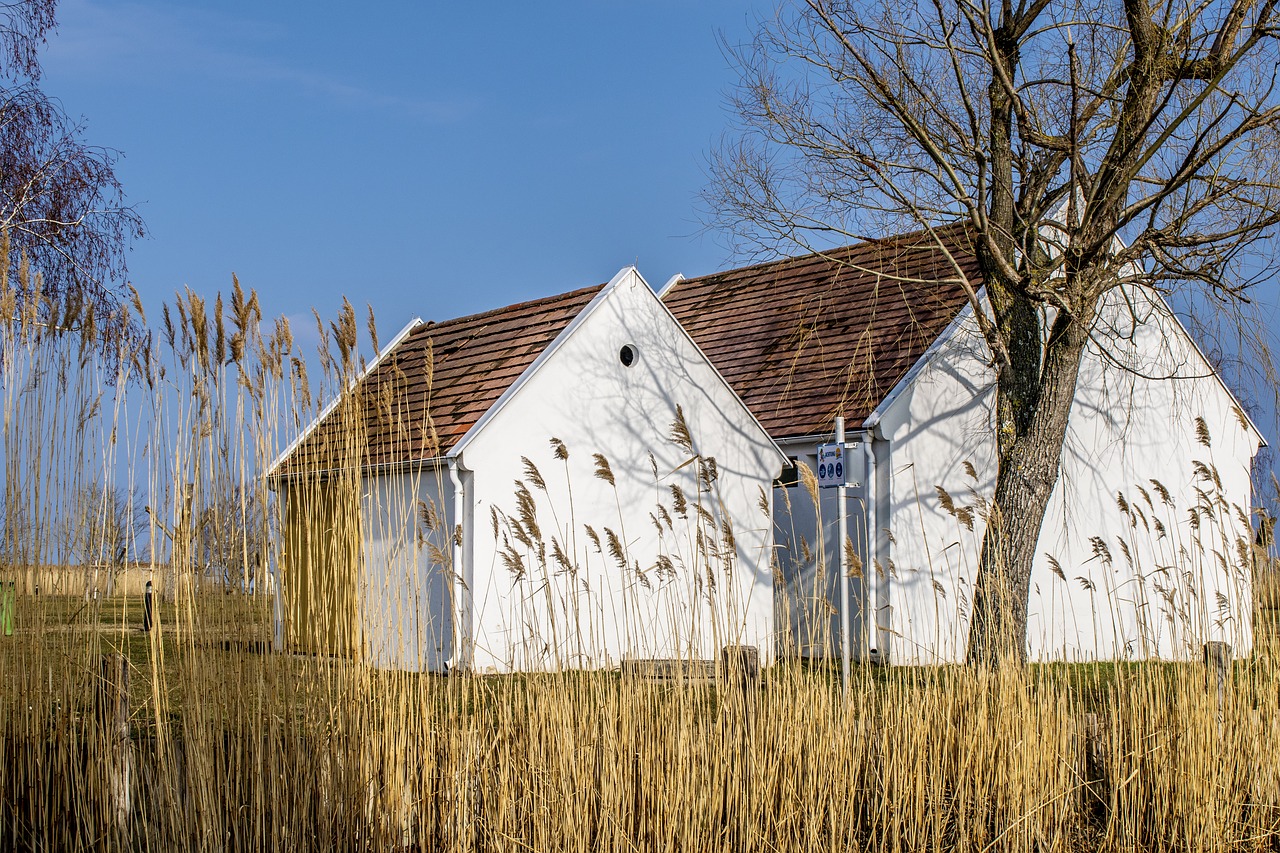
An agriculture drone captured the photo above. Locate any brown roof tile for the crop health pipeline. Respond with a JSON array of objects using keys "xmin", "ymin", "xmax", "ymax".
[
  {"xmin": 275, "ymin": 283, "xmax": 604, "ymax": 476},
  {"xmin": 663, "ymin": 226, "xmax": 980, "ymax": 438}
]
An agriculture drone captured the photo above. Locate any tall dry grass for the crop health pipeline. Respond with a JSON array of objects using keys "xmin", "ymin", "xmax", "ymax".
[{"xmin": 0, "ymin": 255, "xmax": 1278, "ymax": 851}]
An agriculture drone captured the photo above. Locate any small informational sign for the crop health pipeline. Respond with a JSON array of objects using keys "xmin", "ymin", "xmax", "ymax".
[
  {"xmin": 817, "ymin": 443, "xmax": 845, "ymax": 489},
  {"xmin": 817, "ymin": 441, "xmax": 865, "ymax": 489}
]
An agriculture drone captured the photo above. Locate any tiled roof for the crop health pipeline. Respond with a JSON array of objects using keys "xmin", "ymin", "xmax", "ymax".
[
  {"xmin": 663, "ymin": 226, "xmax": 979, "ymax": 439},
  {"xmin": 275, "ymin": 284, "xmax": 604, "ymax": 475}
]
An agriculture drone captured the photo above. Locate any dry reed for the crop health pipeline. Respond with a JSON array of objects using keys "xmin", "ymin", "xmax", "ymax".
[{"xmin": 0, "ymin": 264, "xmax": 1277, "ymax": 852}]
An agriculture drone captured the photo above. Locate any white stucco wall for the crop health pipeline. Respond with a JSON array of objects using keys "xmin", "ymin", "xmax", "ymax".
[
  {"xmin": 359, "ymin": 467, "xmax": 454, "ymax": 671},
  {"xmin": 875, "ymin": 287, "xmax": 1262, "ymax": 663},
  {"xmin": 455, "ymin": 270, "xmax": 784, "ymax": 673}
]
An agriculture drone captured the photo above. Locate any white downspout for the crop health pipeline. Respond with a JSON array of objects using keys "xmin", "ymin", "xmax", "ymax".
[
  {"xmin": 271, "ymin": 556, "xmax": 284, "ymax": 652},
  {"xmin": 447, "ymin": 457, "xmax": 471, "ymax": 672}
]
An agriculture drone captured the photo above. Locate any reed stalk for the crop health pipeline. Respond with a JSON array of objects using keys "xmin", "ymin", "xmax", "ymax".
[{"xmin": 0, "ymin": 269, "xmax": 1276, "ymax": 851}]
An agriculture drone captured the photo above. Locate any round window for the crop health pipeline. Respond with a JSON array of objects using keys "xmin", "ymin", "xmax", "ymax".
[{"xmin": 619, "ymin": 344, "xmax": 638, "ymax": 367}]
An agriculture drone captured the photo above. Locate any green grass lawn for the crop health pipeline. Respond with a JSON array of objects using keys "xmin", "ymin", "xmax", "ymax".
[{"xmin": 1, "ymin": 584, "xmax": 1275, "ymax": 729}]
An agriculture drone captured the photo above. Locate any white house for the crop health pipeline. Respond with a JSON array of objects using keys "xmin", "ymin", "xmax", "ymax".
[
  {"xmin": 664, "ymin": 228, "xmax": 1266, "ymax": 664},
  {"xmin": 270, "ymin": 267, "xmax": 786, "ymax": 673}
]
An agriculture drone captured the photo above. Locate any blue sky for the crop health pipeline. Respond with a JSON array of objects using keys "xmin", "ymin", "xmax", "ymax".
[
  {"xmin": 42, "ymin": 1, "xmax": 772, "ymax": 346},
  {"xmin": 38, "ymin": 1, "xmax": 1280, "ymax": 470}
]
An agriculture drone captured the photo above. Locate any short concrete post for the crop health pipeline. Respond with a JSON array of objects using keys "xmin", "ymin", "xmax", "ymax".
[
  {"xmin": 99, "ymin": 653, "xmax": 132, "ymax": 831},
  {"xmin": 720, "ymin": 644, "xmax": 761, "ymax": 731},
  {"xmin": 720, "ymin": 645, "xmax": 761, "ymax": 695},
  {"xmin": 1204, "ymin": 641, "xmax": 1231, "ymax": 704},
  {"xmin": 719, "ymin": 645, "xmax": 760, "ymax": 746}
]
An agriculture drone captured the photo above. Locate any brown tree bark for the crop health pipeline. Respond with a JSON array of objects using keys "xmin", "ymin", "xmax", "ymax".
[{"xmin": 967, "ymin": 306, "xmax": 1093, "ymax": 665}]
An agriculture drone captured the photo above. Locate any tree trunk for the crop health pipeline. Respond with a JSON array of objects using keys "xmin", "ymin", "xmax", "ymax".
[{"xmin": 966, "ymin": 309, "xmax": 1093, "ymax": 666}]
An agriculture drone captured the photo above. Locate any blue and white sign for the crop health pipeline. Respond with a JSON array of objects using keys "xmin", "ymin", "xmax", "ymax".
[
  {"xmin": 817, "ymin": 440, "xmax": 866, "ymax": 489},
  {"xmin": 817, "ymin": 443, "xmax": 845, "ymax": 489}
]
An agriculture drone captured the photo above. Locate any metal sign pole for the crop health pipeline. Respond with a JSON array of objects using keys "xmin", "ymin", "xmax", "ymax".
[{"xmin": 836, "ymin": 416, "xmax": 850, "ymax": 695}]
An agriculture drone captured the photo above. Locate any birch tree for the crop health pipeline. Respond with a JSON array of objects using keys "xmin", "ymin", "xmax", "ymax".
[{"xmin": 707, "ymin": 0, "xmax": 1280, "ymax": 665}]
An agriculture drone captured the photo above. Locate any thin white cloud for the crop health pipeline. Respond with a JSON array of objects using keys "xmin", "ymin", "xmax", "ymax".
[{"xmin": 46, "ymin": 0, "xmax": 476, "ymax": 124}]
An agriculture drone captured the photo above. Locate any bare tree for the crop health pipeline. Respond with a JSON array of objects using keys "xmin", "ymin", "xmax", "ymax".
[
  {"xmin": 71, "ymin": 481, "xmax": 144, "ymax": 597},
  {"xmin": 194, "ymin": 485, "xmax": 270, "ymax": 593},
  {"xmin": 0, "ymin": 491, "xmax": 35, "ymax": 584},
  {"xmin": 708, "ymin": 0, "xmax": 1280, "ymax": 665}
]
